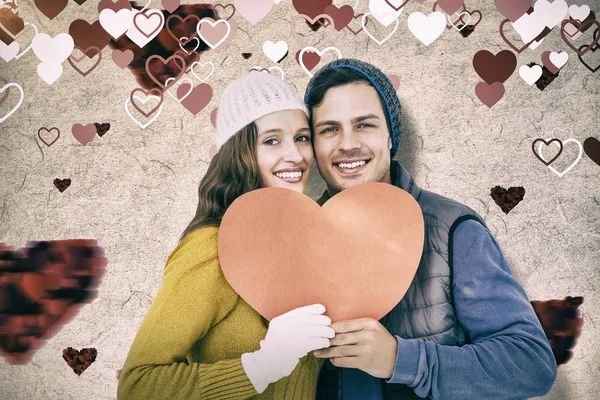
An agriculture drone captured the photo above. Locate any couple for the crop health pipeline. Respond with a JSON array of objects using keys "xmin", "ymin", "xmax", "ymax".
[{"xmin": 117, "ymin": 59, "xmax": 558, "ymax": 400}]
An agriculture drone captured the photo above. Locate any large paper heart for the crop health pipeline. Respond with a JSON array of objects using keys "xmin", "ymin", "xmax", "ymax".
[
  {"xmin": 218, "ymin": 183, "xmax": 425, "ymax": 322},
  {"xmin": 0, "ymin": 240, "xmax": 106, "ymax": 364}
]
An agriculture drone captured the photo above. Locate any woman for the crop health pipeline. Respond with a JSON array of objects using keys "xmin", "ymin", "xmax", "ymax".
[{"xmin": 117, "ymin": 72, "xmax": 335, "ymax": 399}]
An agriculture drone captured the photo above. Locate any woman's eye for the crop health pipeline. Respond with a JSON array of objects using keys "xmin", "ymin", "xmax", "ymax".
[
  {"xmin": 296, "ymin": 135, "xmax": 310, "ymax": 142},
  {"xmin": 264, "ymin": 138, "xmax": 278, "ymax": 145}
]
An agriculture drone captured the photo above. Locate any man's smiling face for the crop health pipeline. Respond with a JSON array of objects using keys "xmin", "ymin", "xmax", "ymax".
[{"xmin": 311, "ymin": 83, "xmax": 392, "ymax": 196}]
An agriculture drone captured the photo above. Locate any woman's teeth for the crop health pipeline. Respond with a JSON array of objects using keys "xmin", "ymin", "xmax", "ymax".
[
  {"xmin": 337, "ymin": 160, "xmax": 366, "ymax": 169},
  {"xmin": 275, "ymin": 171, "xmax": 302, "ymax": 179}
]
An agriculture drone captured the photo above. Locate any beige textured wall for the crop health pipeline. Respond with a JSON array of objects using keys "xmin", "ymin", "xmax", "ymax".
[{"xmin": 1, "ymin": 0, "xmax": 599, "ymax": 398}]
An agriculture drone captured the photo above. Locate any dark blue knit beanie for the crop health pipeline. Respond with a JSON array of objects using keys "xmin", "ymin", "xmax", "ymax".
[{"xmin": 304, "ymin": 58, "xmax": 401, "ymax": 158}]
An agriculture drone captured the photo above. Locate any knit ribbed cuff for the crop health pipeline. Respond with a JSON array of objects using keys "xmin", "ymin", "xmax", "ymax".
[
  {"xmin": 385, "ymin": 336, "xmax": 420, "ymax": 385},
  {"xmin": 202, "ymin": 357, "xmax": 260, "ymax": 399}
]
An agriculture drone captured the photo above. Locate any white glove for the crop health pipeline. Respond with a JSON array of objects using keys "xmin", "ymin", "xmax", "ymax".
[{"xmin": 241, "ymin": 304, "xmax": 335, "ymax": 393}]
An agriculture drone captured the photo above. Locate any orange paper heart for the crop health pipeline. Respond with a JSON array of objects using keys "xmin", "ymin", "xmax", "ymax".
[{"xmin": 218, "ymin": 183, "xmax": 424, "ymax": 322}]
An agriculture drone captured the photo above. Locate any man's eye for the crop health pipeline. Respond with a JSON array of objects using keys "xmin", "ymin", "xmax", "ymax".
[
  {"xmin": 358, "ymin": 123, "xmax": 373, "ymax": 129},
  {"xmin": 320, "ymin": 127, "xmax": 336, "ymax": 134}
]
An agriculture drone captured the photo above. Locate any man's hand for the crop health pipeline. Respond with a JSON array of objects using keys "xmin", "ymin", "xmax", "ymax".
[{"xmin": 313, "ymin": 318, "xmax": 398, "ymax": 379}]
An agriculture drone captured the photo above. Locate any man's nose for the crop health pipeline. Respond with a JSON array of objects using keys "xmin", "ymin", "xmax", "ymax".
[{"xmin": 337, "ymin": 129, "xmax": 361, "ymax": 151}]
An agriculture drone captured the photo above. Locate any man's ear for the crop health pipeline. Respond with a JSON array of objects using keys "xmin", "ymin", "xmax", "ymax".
[{"xmin": 388, "ymin": 136, "xmax": 392, "ymax": 150}]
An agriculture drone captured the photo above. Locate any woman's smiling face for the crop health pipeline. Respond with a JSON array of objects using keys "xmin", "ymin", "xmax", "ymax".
[{"xmin": 255, "ymin": 109, "xmax": 314, "ymax": 193}]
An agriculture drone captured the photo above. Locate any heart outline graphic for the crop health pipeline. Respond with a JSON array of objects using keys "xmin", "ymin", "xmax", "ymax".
[
  {"xmin": 145, "ymin": 54, "xmax": 186, "ymax": 90},
  {"xmin": 361, "ymin": 12, "xmax": 399, "ymax": 45},
  {"xmin": 499, "ymin": 18, "xmax": 536, "ymax": 53},
  {"xmin": 132, "ymin": 9, "xmax": 164, "ymax": 39},
  {"xmin": 12, "ymin": 22, "xmax": 38, "ymax": 60},
  {"xmin": 0, "ymin": 81, "xmax": 24, "ymax": 123},
  {"xmin": 250, "ymin": 66, "xmax": 285, "ymax": 80},
  {"xmin": 191, "ymin": 61, "xmax": 215, "ymax": 83},
  {"xmin": 37, "ymin": 127, "xmax": 60, "ymax": 146},
  {"xmin": 299, "ymin": 46, "xmax": 342, "ymax": 77},
  {"xmin": 196, "ymin": 18, "xmax": 231, "ymax": 49},
  {"xmin": 129, "ymin": 88, "xmax": 163, "ymax": 118},
  {"xmin": 125, "ymin": 94, "xmax": 163, "ymax": 129},
  {"xmin": 560, "ymin": 19, "xmax": 600, "ymax": 56},
  {"xmin": 290, "ymin": 13, "xmax": 335, "ymax": 47},
  {"xmin": 165, "ymin": 13, "xmax": 200, "ymax": 44},
  {"xmin": 537, "ymin": 137, "xmax": 583, "ymax": 178},
  {"xmin": 67, "ymin": 46, "xmax": 102, "ymax": 77},
  {"xmin": 164, "ymin": 76, "xmax": 194, "ymax": 103}
]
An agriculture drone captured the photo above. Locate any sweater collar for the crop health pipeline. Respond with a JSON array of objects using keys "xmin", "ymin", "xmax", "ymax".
[{"xmin": 316, "ymin": 160, "xmax": 421, "ymax": 205}]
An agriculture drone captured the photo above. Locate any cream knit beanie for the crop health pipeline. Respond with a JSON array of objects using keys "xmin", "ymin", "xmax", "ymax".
[{"xmin": 215, "ymin": 72, "xmax": 309, "ymax": 150}]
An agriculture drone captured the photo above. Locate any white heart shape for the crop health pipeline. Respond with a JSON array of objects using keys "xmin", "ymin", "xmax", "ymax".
[
  {"xmin": 125, "ymin": 94, "xmax": 163, "ymax": 129},
  {"xmin": 126, "ymin": 9, "xmax": 164, "ymax": 48},
  {"xmin": 0, "ymin": 81, "xmax": 24, "ymax": 123},
  {"xmin": 298, "ymin": 46, "xmax": 342, "ymax": 77},
  {"xmin": 178, "ymin": 36, "xmax": 200, "ymax": 54},
  {"xmin": 36, "ymin": 61, "xmax": 63, "ymax": 85},
  {"xmin": 519, "ymin": 65, "xmax": 542, "ymax": 86},
  {"xmin": 448, "ymin": 11, "xmax": 470, "ymax": 31},
  {"xmin": 31, "ymin": 32, "xmax": 74, "ymax": 64},
  {"xmin": 250, "ymin": 66, "xmax": 285, "ymax": 80},
  {"xmin": 14, "ymin": 22, "xmax": 38, "ymax": 60},
  {"xmin": 0, "ymin": 40, "xmax": 19, "ymax": 62},
  {"xmin": 512, "ymin": 12, "xmax": 547, "ymax": 43},
  {"xmin": 369, "ymin": 0, "xmax": 404, "ymax": 27},
  {"xmin": 549, "ymin": 51, "xmax": 568, "ymax": 69},
  {"xmin": 407, "ymin": 11, "xmax": 446, "ymax": 46},
  {"xmin": 568, "ymin": 4, "xmax": 590, "ymax": 22},
  {"xmin": 263, "ymin": 40, "xmax": 288, "ymax": 63},
  {"xmin": 196, "ymin": 18, "xmax": 231, "ymax": 49},
  {"xmin": 191, "ymin": 61, "xmax": 215, "ymax": 83},
  {"xmin": 537, "ymin": 137, "xmax": 583, "ymax": 178},
  {"xmin": 361, "ymin": 12, "xmax": 399, "ymax": 45},
  {"xmin": 165, "ymin": 76, "xmax": 194, "ymax": 102},
  {"xmin": 533, "ymin": 0, "xmax": 569, "ymax": 29},
  {"xmin": 99, "ymin": 8, "xmax": 134, "ymax": 40}
]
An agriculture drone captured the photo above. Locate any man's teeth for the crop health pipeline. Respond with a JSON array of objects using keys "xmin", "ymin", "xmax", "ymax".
[
  {"xmin": 275, "ymin": 171, "xmax": 302, "ymax": 179},
  {"xmin": 337, "ymin": 160, "xmax": 366, "ymax": 169}
]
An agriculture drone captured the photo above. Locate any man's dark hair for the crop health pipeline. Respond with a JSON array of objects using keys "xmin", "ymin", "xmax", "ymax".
[{"xmin": 304, "ymin": 67, "xmax": 392, "ymax": 135}]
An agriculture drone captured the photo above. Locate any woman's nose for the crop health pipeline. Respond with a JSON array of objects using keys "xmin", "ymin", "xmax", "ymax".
[{"xmin": 282, "ymin": 141, "xmax": 304, "ymax": 163}]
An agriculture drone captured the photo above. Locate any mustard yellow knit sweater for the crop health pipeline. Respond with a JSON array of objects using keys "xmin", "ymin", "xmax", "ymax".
[{"xmin": 117, "ymin": 227, "xmax": 325, "ymax": 399}]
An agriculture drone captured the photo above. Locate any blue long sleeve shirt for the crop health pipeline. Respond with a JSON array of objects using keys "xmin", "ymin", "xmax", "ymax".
[{"xmin": 340, "ymin": 219, "xmax": 557, "ymax": 400}]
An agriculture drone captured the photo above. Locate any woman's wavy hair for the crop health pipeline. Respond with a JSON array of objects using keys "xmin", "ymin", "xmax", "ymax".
[{"xmin": 179, "ymin": 122, "xmax": 262, "ymax": 242}]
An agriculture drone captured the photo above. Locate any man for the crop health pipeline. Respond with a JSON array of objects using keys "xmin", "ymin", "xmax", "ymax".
[{"xmin": 304, "ymin": 59, "xmax": 557, "ymax": 400}]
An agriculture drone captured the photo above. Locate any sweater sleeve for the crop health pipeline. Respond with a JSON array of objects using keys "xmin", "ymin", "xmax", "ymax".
[
  {"xmin": 384, "ymin": 219, "xmax": 557, "ymax": 399},
  {"xmin": 117, "ymin": 228, "xmax": 259, "ymax": 400}
]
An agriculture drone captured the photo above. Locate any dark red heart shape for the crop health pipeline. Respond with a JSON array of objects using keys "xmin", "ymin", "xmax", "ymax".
[
  {"xmin": 490, "ymin": 185, "xmax": 525, "ymax": 214},
  {"xmin": 583, "ymin": 137, "xmax": 600, "ymax": 166},
  {"xmin": 94, "ymin": 123, "xmax": 110, "ymax": 137},
  {"xmin": 62, "ymin": 347, "xmax": 97, "ymax": 375},
  {"xmin": 241, "ymin": 52, "xmax": 252, "ymax": 59},
  {"xmin": 530, "ymin": 297, "xmax": 584, "ymax": 365},
  {"xmin": 53, "ymin": 178, "xmax": 71, "ymax": 192},
  {"xmin": 0, "ymin": 240, "xmax": 106, "ymax": 364}
]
